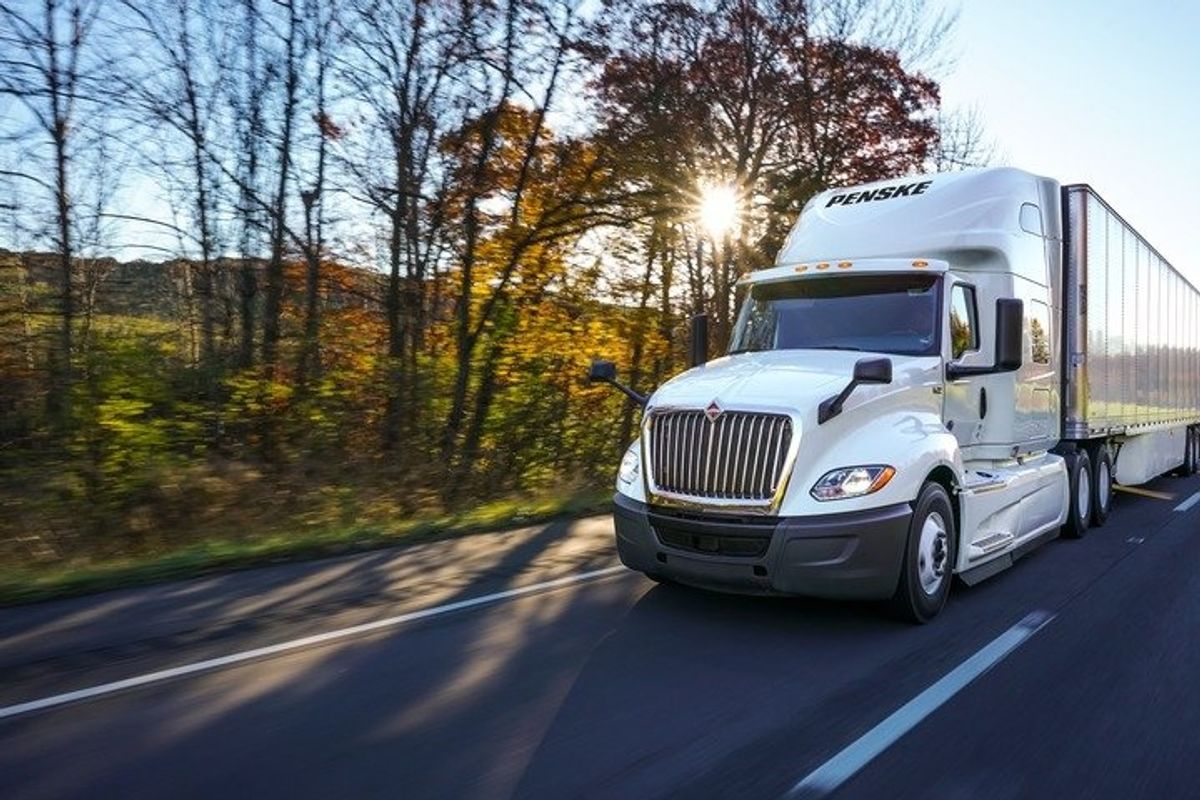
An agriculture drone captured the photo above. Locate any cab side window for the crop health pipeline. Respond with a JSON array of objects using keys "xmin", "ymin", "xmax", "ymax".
[{"xmin": 949, "ymin": 284, "xmax": 978, "ymax": 360}]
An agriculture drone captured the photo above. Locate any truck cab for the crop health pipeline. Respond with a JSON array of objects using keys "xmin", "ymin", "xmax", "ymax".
[{"xmin": 604, "ymin": 168, "xmax": 1074, "ymax": 622}]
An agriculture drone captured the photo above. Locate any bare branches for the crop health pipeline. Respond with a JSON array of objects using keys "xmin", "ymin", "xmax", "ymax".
[{"xmin": 932, "ymin": 105, "xmax": 998, "ymax": 171}]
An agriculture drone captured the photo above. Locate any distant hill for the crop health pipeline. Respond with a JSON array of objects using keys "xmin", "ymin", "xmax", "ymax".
[{"xmin": 1, "ymin": 249, "xmax": 389, "ymax": 321}]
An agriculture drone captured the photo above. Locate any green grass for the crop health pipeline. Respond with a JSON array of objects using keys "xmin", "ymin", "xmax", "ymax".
[{"xmin": 0, "ymin": 490, "xmax": 613, "ymax": 607}]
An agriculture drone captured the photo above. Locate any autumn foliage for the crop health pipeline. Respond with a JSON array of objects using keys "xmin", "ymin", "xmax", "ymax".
[{"xmin": 0, "ymin": 0, "xmax": 973, "ymax": 574}]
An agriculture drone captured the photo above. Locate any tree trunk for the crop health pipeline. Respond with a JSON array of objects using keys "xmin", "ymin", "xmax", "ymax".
[
  {"xmin": 381, "ymin": 197, "xmax": 406, "ymax": 450},
  {"xmin": 260, "ymin": 1, "xmax": 299, "ymax": 374}
]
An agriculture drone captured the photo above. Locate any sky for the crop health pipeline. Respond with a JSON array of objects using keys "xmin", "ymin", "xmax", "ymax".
[{"xmin": 935, "ymin": 0, "xmax": 1200, "ymax": 281}]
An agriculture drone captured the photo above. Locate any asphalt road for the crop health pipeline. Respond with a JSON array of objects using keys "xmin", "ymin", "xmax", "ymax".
[{"xmin": 2, "ymin": 475, "xmax": 1199, "ymax": 800}]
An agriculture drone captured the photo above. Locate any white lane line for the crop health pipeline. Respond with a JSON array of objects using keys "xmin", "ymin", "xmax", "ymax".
[
  {"xmin": 785, "ymin": 610, "xmax": 1055, "ymax": 800},
  {"xmin": 1174, "ymin": 490, "xmax": 1200, "ymax": 513},
  {"xmin": 0, "ymin": 564, "xmax": 628, "ymax": 723}
]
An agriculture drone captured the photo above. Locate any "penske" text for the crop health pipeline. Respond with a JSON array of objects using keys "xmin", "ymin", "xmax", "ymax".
[{"xmin": 826, "ymin": 180, "xmax": 933, "ymax": 208}]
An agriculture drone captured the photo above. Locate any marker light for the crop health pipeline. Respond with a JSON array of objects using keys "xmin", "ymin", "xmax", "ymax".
[
  {"xmin": 837, "ymin": 261, "xmax": 853, "ymax": 269},
  {"xmin": 811, "ymin": 465, "xmax": 895, "ymax": 501},
  {"xmin": 912, "ymin": 259, "xmax": 929, "ymax": 268},
  {"xmin": 816, "ymin": 262, "xmax": 831, "ymax": 270},
  {"xmin": 794, "ymin": 265, "xmax": 809, "ymax": 273}
]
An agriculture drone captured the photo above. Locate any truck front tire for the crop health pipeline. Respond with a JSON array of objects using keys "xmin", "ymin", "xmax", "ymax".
[
  {"xmin": 1063, "ymin": 449, "xmax": 1092, "ymax": 538},
  {"xmin": 889, "ymin": 482, "xmax": 956, "ymax": 624}
]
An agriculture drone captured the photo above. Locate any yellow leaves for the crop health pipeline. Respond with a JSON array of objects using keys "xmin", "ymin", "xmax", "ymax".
[{"xmin": 224, "ymin": 371, "xmax": 294, "ymax": 418}]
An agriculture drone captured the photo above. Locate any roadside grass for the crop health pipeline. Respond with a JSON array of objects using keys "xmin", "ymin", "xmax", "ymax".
[{"xmin": 0, "ymin": 490, "xmax": 612, "ymax": 607}]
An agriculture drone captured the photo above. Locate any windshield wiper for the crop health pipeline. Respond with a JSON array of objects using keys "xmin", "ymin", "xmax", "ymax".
[
  {"xmin": 728, "ymin": 347, "xmax": 765, "ymax": 355},
  {"xmin": 811, "ymin": 345, "xmax": 865, "ymax": 352}
]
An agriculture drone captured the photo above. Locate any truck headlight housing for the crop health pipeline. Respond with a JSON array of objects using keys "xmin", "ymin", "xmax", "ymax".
[
  {"xmin": 618, "ymin": 442, "xmax": 640, "ymax": 485},
  {"xmin": 811, "ymin": 465, "xmax": 895, "ymax": 501}
]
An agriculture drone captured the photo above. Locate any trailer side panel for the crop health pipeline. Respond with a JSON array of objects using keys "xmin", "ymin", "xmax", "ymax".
[{"xmin": 1063, "ymin": 185, "xmax": 1200, "ymax": 437}]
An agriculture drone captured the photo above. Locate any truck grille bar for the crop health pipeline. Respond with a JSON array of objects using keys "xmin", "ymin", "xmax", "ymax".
[{"xmin": 648, "ymin": 410, "xmax": 793, "ymax": 502}]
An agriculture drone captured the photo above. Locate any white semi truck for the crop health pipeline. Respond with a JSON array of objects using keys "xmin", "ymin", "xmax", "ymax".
[{"xmin": 591, "ymin": 167, "xmax": 1200, "ymax": 622}]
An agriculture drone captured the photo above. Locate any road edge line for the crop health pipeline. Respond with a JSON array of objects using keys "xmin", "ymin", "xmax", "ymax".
[{"xmin": 0, "ymin": 564, "xmax": 628, "ymax": 723}]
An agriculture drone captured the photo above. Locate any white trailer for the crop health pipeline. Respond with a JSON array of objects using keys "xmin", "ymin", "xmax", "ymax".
[
  {"xmin": 1063, "ymin": 186, "xmax": 1200, "ymax": 486},
  {"xmin": 592, "ymin": 167, "xmax": 1200, "ymax": 622}
]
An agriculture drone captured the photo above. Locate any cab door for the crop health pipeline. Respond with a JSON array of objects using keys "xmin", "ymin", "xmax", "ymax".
[{"xmin": 943, "ymin": 281, "xmax": 985, "ymax": 449}]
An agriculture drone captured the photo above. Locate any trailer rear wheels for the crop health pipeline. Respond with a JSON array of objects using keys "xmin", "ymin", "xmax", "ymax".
[
  {"xmin": 1089, "ymin": 444, "xmax": 1113, "ymax": 527},
  {"xmin": 1186, "ymin": 428, "xmax": 1199, "ymax": 477},
  {"xmin": 889, "ymin": 481, "xmax": 956, "ymax": 624},
  {"xmin": 1063, "ymin": 449, "xmax": 1092, "ymax": 538}
]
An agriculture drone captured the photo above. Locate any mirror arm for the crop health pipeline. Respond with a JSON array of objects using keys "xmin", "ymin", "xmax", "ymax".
[
  {"xmin": 592, "ymin": 376, "xmax": 647, "ymax": 407},
  {"xmin": 818, "ymin": 380, "xmax": 859, "ymax": 425},
  {"xmin": 609, "ymin": 380, "xmax": 648, "ymax": 407}
]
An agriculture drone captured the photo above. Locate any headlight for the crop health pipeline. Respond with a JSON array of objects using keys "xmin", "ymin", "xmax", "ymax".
[
  {"xmin": 811, "ymin": 465, "xmax": 895, "ymax": 501},
  {"xmin": 618, "ymin": 443, "xmax": 640, "ymax": 485}
]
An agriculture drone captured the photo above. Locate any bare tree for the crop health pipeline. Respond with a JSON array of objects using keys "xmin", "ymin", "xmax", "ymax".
[
  {"xmin": 337, "ymin": 0, "xmax": 465, "ymax": 449},
  {"xmin": 932, "ymin": 105, "xmax": 997, "ymax": 171},
  {"xmin": 0, "ymin": 0, "xmax": 104, "ymax": 430},
  {"xmin": 114, "ymin": 0, "xmax": 228, "ymax": 369},
  {"xmin": 227, "ymin": 0, "xmax": 268, "ymax": 369},
  {"xmin": 295, "ymin": 0, "xmax": 338, "ymax": 390},
  {"xmin": 260, "ymin": 0, "xmax": 302, "ymax": 374}
]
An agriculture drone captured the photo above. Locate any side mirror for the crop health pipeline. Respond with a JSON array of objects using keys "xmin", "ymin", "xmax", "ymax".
[
  {"xmin": 586, "ymin": 358, "xmax": 647, "ymax": 406},
  {"xmin": 852, "ymin": 357, "xmax": 893, "ymax": 385},
  {"xmin": 995, "ymin": 298, "xmax": 1024, "ymax": 372},
  {"xmin": 689, "ymin": 313, "xmax": 709, "ymax": 367},
  {"xmin": 588, "ymin": 359, "xmax": 617, "ymax": 383},
  {"xmin": 818, "ymin": 357, "xmax": 894, "ymax": 424}
]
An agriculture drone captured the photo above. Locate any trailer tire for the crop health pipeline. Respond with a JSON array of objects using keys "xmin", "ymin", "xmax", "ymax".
[
  {"xmin": 1187, "ymin": 428, "xmax": 1199, "ymax": 477},
  {"xmin": 1063, "ymin": 449, "xmax": 1092, "ymax": 539},
  {"xmin": 1175, "ymin": 429, "xmax": 1196, "ymax": 477},
  {"xmin": 1088, "ymin": 444, "xmax": 1113, "ymax": 527},
  {"xmin": 888, "ymin": 481, "xmax": 956, "ymax": 624}
]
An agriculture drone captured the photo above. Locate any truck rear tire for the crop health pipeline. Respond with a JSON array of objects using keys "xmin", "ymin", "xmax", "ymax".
[
  {"xmin": 1089, "ymin": 444, "xmax": 1113, "ymax": 527},
  {"xmin": 1063, "ymin": 449, "xmax": 1092, "ymax": 539},
  {"xmin": 888, "ymin": 482, "xmax": 956, "ymax": 624}
]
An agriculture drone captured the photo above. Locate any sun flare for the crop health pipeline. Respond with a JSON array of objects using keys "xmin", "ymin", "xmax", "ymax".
[{"xmin": 698, "ymin": 183, "xmax": 740, "ymax": 238}]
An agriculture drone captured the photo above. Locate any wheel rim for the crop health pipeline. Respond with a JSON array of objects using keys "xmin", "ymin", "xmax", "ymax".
[
  {"xmin": 1078, "ymin": 463, "xmax": 1091, "ymax": 522},
  {"xmin": 1098, "ymin": 458, "xmax": 1111, "ymax": 511},
  {"xmin": 917, "ymin": 511, "xmax": 949, "ymax": 596}
]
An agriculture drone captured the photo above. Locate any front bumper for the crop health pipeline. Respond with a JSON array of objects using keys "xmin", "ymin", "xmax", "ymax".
[{"xmin": 613, "ymin": 493, "xmax": 912, "ymax": 600}]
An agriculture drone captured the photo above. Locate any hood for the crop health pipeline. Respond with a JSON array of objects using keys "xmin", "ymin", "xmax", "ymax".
[{"xmin": 649, "ymin": 349, "xmax": 935, "ymax": 418}]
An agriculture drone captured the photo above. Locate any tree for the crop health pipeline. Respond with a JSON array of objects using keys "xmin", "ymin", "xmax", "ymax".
[
  {"xmin": 295, "ymin": 0, "xmax": 338, "ymax": 390},
  {"xmin": 589, "ymin": 0, "xmax": 950, "ymax": 350},
  {"xmin": 0, "ymin": 0, "xmax": 105, "ymax": 431},
  {"xmin": 114, "ymin": 0, "xmax": 227, "ymax": 370},
  {"xmin": 336, "ymin": 0, "xmax": 465, "ymax": 448}
]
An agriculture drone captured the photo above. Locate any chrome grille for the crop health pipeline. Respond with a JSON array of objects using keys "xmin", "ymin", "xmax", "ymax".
[{"xmin": 648, "ymin": 410, "xmax": 793, "ymax": 501}]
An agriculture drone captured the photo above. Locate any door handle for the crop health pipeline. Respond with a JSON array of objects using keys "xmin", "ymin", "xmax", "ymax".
[{"xmin": 980, "ymin": 387, "xmax": 988, "ymax": 419}]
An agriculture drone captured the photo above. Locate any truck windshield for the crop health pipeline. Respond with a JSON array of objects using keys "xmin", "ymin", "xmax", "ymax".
[{"xmin": 729, "ymin": 274, "xmax": 940, "ymax": 356}]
